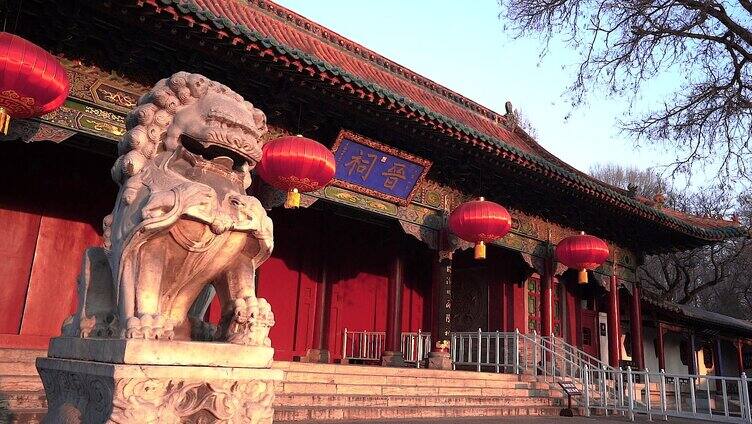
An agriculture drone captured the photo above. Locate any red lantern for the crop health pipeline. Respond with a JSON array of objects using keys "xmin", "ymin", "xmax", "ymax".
[
  {"xmin": 0, "ymin": 32, "xmax": 69, "ymax": 135},
  {"xmin": 257, "ymin": 134, "xmax": 336, "ymax": 208},
  {"xmin": 448, "ymin": 197, "xmax": 512, "ymax": 260},
  {"xmin": 555, "ymin": 232, "xmax": 610, "ymax": 284}
]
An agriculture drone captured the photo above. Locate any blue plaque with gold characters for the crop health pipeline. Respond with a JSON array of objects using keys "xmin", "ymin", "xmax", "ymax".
[{"xmin": 331, "ymin": 130, "xmax": 431, "ymax": 205}]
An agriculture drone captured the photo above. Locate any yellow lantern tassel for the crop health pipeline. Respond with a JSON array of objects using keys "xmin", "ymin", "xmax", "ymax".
[
  {"xmin": 0, "ymin": 108, "xmax": 9, "ymax": 135},
  {"xmin": 578, "ymin": 269, "xmax": 588, "ymax": 284},
  {"xmin": 474, "ymin": 241, "xmax": 487, "ymax": 260},
  {"xmin": 284, "ymin": 188, "xmax": 301, "ymax": 209}
]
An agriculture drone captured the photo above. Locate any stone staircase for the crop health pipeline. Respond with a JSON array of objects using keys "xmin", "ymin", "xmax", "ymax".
[
  {"xmin": 0, "ymin": 348, "xmax": 47, "ymax": 423},
  {"xmin": 272, "ymin": 361, "xmax": 565, "ymax": 421},
  {"xmin": 0, "ymin": 349, "xmax": 567, "ymax": 422}
]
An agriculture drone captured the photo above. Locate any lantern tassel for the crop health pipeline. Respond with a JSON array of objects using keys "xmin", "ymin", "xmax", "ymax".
[
  {"xmin": 0, "ymin": 108, "xmax": 9, "ymax": 135},
  {"xmin": 474, "ymin": 241, "xmax": 487, "ymax": 260},
  {"xmin": 578, "ymin": 269, "xmax": 588, "ymax": 284},
  {"xmin": 284, "ymin": 188, "xmax": 301, "ymax": 209}
]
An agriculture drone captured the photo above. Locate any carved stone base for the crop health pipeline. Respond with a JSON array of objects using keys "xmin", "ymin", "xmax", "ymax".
[
  {"xmin": 36, "ymin": 357, "xmax": 283, "ymax": 424},
  {"xmin": 297, "ymin": 348, "xmax": 330, "ymax": 363},
  {"xmin": 380, "ymin": 351, "xmax": 405, "ymax": 367},
  {"xmin": 48, "ymin": 337, "xmax": 274, "ymax": 368},
  {"xmin": 427, "ymin": 351, "xmax": 452, "ymax": 370}
]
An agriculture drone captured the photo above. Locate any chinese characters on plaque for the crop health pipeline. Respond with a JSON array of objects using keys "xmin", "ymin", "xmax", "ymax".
[{"xmin": 331, "ymin": 130, "xmax": 431, "ymax": 205}]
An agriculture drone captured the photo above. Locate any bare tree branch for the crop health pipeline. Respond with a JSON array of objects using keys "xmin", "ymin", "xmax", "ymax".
[{"xmin": 500, "ymin": 0, "xmax": 752, "ymax": 181}]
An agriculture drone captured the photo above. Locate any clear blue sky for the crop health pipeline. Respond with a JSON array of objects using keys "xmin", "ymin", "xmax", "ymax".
[{"xmin": 274, "ymin": 0, "xmax": 676, "ymax": 178}]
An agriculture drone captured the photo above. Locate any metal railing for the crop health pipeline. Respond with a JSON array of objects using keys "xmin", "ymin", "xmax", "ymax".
[
  {"xmin": 450, "ymin": 329, "xmax": 518, "ymax": 372},
  {"xmin": 583, "ymin": 365, "xmax": 752, "ymax": 423},
  {"xmin": 342, "ymin": 329, "xmax": 385, "ymax": 362},
  {"xmin": 541, "ymin": 334, "xmax": 613, "ymax": 373},
  {"xmin": 450, "ymin": 329, "xmax": 614, "ymax": 381},
  {"xmin": 401, "ymin": 330, "xmax": 431, "ymax": 368},
  {"xmin": 341, "ymin": 329, "xmax": 431, "ymax": 368}
]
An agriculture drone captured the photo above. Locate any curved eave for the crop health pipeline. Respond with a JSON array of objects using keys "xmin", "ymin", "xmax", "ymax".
[{"xmin": 139, "ymin": 0, "xmax": 745, "ymax": 244}]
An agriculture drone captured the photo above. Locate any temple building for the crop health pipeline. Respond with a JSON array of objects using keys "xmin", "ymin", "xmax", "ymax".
[{"xmin": 1, "ymin": 0, "xmax": 751, "ymax": 421}]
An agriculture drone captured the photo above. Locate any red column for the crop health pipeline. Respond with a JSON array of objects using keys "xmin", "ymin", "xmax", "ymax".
[
  {"xmin": 540, "ymin": 255, "xmax": 554, "ymax": 337},
  {"xmin": 714, "ymin": 337, "xmax": 725, "ymax": 390},
  {"xmin": 630, "ymin": 283, "xmax": 645, "ymax": 370},
  {"xmin": 302, "ymin": 213, "xmax": 331, "ymax": 363},
  {"xmin": 382, "ymin": 242, "xmax": 405, "ymax": 366},
  {"xmin": 304, "ymin": 254, "xmax": 330, "ymax": 363},
  {"xmin": 737, "ymin": 339, "xmax": 745, "ymax": 374},
  {"xmin": 607, "ymin": 272, "xmax": 622, "ymax": 367},
  {"xmin": 689, "ymin": 333, "xmax": 698, "ymax": 374},
  {"xmin": 430, "ymin": 251, "xmax": 452, "ymax": 351},
  {"xmin": 714, "ymin": 337, "xmax": 724, "ymax": 377},
  {"xmin": 428, "ymin": 250, "xmax": 453, "ymax": 369},
  {"xmin": 657, "ymin": 323, "xmax": 666, "ymax": 371}
]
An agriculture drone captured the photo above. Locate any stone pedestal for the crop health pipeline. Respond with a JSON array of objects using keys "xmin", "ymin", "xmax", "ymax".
[
  {"xmin": 427, "ymin": 351, "xmax": 452, "ymax": 370},
  {"xmin": 380, "ymin": 351, "xmax": 405, "ymax": 367},
  {"xmin": 298, "ymin": 348, "xmax": 330, "ymax": 363},
  {"xmin": 37, "ymin": 338, "xmax": 282, "ymax": 424}
]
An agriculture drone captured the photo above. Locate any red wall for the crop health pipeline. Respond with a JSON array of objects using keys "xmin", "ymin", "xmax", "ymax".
[
  {"xmin": 256, "ymin": 209, "xmax": 320, "ymax": 361},
  {"xmin": 257, "ymin": 209, "xmax": 431, "ymax": 361},
  {"xmin": 0, "ymin": 142, "xmax": 114, "ymax": 348}
]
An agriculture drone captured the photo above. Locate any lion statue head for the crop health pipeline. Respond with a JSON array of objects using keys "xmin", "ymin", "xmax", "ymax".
[{"xmin": 112, "ymin": 72, "xmax": 267, "ymax": 189}]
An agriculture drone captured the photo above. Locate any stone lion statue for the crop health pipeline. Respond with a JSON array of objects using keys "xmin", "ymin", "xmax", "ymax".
[{"xmin": 63, "ymin": 72, "xmax": 274, "ymax": 345}]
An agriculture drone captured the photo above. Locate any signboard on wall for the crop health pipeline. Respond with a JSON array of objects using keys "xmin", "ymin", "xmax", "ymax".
[{"xmin": 331, "ymin": 130, "xmax": 431, "ymax": 206}]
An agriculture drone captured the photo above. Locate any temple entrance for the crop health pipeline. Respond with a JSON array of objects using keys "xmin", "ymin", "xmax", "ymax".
[
  {"xmin": 256, "ymin": 203, "xmax": 432, "ymax": 362},
  {"xmin": 451, "ymin": 260, "xmax": 489, "ymax": 332},
  {"xmin": 0, "ymin": 142, "xmax": 114, "ymax": 349},
  {"xmin": 450, "ymin": 246, "xmax": 532, "ymax": 333},
  {"xmin": 561, "ymin": 269, "xmax": 608, "ymax": 357},
  {"xmin": 581, "ymin": 309, "xmax": 599, "ymax": 358}
]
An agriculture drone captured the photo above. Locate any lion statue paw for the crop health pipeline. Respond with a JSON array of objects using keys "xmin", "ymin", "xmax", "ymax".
[
  {"xmin": 126, "ymin": 314, "xmax": 175, "ymax": 340},
  {"xmin": 225, "ymin": 297, "xmax": 274, "ymax": 346}
]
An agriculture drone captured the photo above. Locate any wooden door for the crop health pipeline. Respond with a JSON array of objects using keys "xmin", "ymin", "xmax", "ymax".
[
  {"xmin": 0, "ymin": 142, "xmax": 114, "ymax": 348},
  {"xmin": 581, "ymin": 309, "xmax": 599, "ymax": 358},
  {"xmin": 451, "ymin": 267, "xmax": 488, "ymax": 332},
  {"xmin": 257, "ymin": 209, "xmax": 319, "ymax": 361}
]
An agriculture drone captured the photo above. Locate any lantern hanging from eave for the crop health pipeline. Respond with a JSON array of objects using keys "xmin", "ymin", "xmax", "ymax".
[
  {"xmin": 257, "ymin": 134, "xmax": 336, "ymax": 208},
  {"xmin": 448, "ymin": 197, "xmax": 512, "ymax": 260},
  {"xmin": 555, "ymin": 231, "xmax": 610, "ymax": 284},
  {"xmin": 0, "ymin": 32, "xmax": 70, "ymax": 135}
]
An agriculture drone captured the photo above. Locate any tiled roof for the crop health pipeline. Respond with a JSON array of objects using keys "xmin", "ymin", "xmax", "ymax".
[
  {"xmin": 140, "ymin": 0, "xmax": 746, "ymax": 241},
  {"xmin": 642, "ymin": 291, "xmax": 752, "ymax": 335}
]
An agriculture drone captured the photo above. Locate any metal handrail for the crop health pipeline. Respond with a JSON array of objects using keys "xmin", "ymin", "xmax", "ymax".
[
  {"xmin": 341, "ymin": 329, "xmax": 430, "ymax": 368},
  {"xmin": 541, "ymin": 334, "xmax": 614, "ymax": 373},
  {"xmin": 450, "ymin": 329, "xmax": 616, "ymax": 414},
  {"xmin": 449, "ymin": 329, "xmax": 752, "ymax": 423},
  {"xmin": 342, "ymin": 329, "xmax": 385, "ymax": 362},
  {"xmin": 401, "ymin": 330, "xmax": 431, "ymax": 368},
  {"xmin": 583, "ymin": 365, "xmax": 752, "ymax": 423},
  {"xmin": 450, "ymin": 329, "xmax": 601, "ymax": 383}
]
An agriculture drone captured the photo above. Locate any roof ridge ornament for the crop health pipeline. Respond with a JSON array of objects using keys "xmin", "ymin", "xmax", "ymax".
[{"xmin": 504, "ymin": 101, "xmax": 518, "ymax": 130}]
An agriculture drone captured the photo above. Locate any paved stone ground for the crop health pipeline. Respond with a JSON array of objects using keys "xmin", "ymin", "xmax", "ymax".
[{"xmin": 297, "ymin": 415, "xmax": 711, "ymax": 424}]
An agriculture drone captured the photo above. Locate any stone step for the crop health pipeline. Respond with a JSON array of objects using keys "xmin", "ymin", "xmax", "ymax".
[
  {"xmin": 276, "ymin": 380, "xmax": 540, "ymax": 397},
  {"xmin": 0, "ymin": 361, "xmax": 39, "ymax": 376},
  {"xmin": 0, "ymin": 349, "xmax": 46, "ymax": 363},
  {"xmin": 0, "ymin": 407, "xmax": 47, "ymax": 424},
  {"xmin": 275, "ymin": 393, "xmax": 564, "ymax": 408},
  {"xmin": 274, "ymin": 361, "xmax": 535, "ymax": 382},
  {"xmin": 282, "ymin": 370, "xmax": 539, "ymax": 389},
  {"xmin": 273, "ymin": 405, "xmax": 564, "ymax": 421},
  {"xmin": 0, "ymin": 375, "xmax": 44, "ymax": 392},
  {"xmin": 0, "ymin": 390, "xmax": 48, "ymax": 410}
]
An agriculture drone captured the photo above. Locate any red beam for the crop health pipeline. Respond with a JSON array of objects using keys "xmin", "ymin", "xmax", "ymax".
[
  {"xmin": 384, "ymin": 247, "xmax": 404, "ymax": 353},
  {"xmin": 657, "ymin": 323, "xmax": 666, "ymax": 371},
  {"xmin": 630, "ymin": 283, "xmax": 645, "ymax": 370},
  {"xmin": 738, "ymin": 339, "xmax": 745, "ymax": 373},
  {"xmin": 540, "ymin": 255, "xmax": 554, "ymax": 337},
  {"xmin": 607, "ymin": 273, "xmax": 621, "ymax": 367}
]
